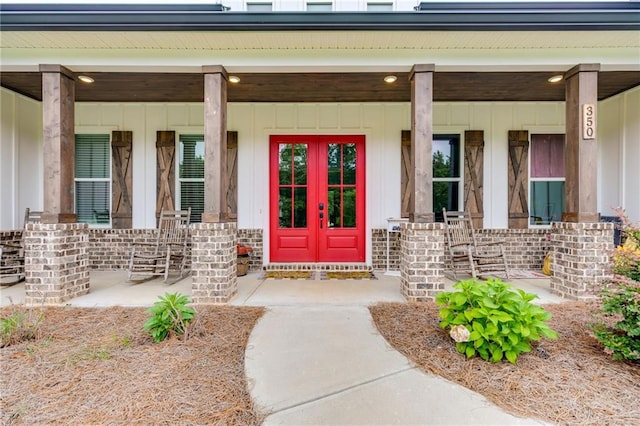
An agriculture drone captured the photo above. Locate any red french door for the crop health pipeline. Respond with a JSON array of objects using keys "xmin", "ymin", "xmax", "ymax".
[{"xmin": 269, "ymin": 135, "xmax": 365, "ymax": 263}]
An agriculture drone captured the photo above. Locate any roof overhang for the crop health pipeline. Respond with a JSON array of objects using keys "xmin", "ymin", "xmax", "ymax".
[
  {"xmin": 1, "ymin": 2, "xmax": 638, "ymax": 103},
  {"xmin": 1, "ymin": 2, "xmax": 639, "ymax": 32}
]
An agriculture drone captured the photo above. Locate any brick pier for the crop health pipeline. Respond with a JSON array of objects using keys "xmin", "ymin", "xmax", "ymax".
[
  {"xmin": 190, "ymin": 222, "xmax": 237, "ymax": 304},
  {"xmin": 550, "ymin": 222, "xmax": 614, "ymax": 299},
  {"xmin": 23, "ymin": 223, "xmax": 90, "ymax": 306},
  {"xmin": 400, "ymin": 222, "xmax": 445, "ymax": 301}
]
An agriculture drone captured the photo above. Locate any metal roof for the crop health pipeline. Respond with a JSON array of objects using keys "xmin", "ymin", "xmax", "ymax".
[{"xmin": 1, "ymin": 2, "xmax": 639, "ymax": 31}]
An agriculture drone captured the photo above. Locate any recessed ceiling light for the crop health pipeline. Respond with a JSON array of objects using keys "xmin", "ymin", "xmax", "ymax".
[
  {"xmin": 229, "ymin": 75, "xmax": 241, "ymax": 84},
  {"xmin": 77, "ymin": 75, "xmax": 95, "ymax": 84},
  {"xmin": 547, "ymin": 75, "xmax": 563, "ymax": 83},
  {"xmin": 383, "ymin": 75, "xmax": 398, "ymax": 84}
]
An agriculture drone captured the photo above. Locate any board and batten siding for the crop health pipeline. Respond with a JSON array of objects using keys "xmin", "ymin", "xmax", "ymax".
[
  {"xmin": 1, "ymin": 89, "xmax": 638, "ymax": 240},
  {"xmin": 0, "ymin": 88, "xmax": 43, "ymax": 229},
  {"xmin": 598, "ymin": 86, "xmax": 640, "ymax": 222}
]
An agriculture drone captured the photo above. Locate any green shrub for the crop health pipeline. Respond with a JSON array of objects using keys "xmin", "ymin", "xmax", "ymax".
[
  {"xmin": 436, "ymin": 278, "xmax": 558, "ymax": 364},
  {"xmin": 593, "ymin": 276, "xmax": 640, "ymax": 361},
  {"xmin": 143, "ymin": 292, "xmax": 195, "ymax": 343},
  {"xmin": 592, "ymin": 208, "xmax": 640, "ymax": 361},
  {"xmin": 1, "ymin": 308, "xmax": 43, "ymax": 348}
]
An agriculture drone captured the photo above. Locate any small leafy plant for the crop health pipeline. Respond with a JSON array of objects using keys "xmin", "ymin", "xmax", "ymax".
[
  {"xmin": 592, "ymin": 208, "xmax": 640, "ymax": 361},
  {"xmin": 0, "ymin": 308, "xmax": 43, "ymax": 348},
  {"xmin": 143, "ymin": 292, "xmax": 195, "ymax": 343},
  {"xmin": 436, "ymin": 278, "xmax": 558, "ymax": 364}
]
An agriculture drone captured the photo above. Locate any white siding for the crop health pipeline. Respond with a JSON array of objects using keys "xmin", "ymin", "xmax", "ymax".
[
  {"xmin": 2, "ymin": 91, "xmax": 638, "ymax": 249},
  {"xmin": 0, "ymin": 88, "xmax": 42, "ymax": 230},
  {"xmin": 228, "ymin": 102, "xmax": 410, "ymax": 263},
  {"xmin": 599, "ymin": 86, "xmax": 640, "ymax": 223}
]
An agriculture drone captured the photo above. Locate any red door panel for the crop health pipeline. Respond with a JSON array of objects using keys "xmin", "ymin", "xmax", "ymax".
[
  {"xmin": 270, "ymin": 135, "xmax": 365, "ymax": 263},
  {"xmin": 270, "ymin": 136, "xmax": 317, "ymax": 262},
  {"xmin": 317, "ymin": 136, "xmax": 365, "ymax": 262}
]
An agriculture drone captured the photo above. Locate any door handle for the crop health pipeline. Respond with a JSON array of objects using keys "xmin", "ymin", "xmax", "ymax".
[{"xmin": 319, "ymin": 212, "xmax": 324, "ymax": 229}]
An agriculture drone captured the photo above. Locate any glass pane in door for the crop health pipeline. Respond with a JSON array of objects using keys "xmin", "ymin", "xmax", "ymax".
[
  {"xmin": 293, "ymin": 187, "xmax": 307, "ymax": 228},
  {"xmin": 327, "ymin": 143, "xmax": 341, "ymax": 185},
  {"xmin": 327, "ymin": 187, "xmax": 341, "ymax": 228},
  {"xmin": 343, "ymin": 188, "xmax": 356, "ymax": 227},
  {"xmin": 279, "ymin": 143, "xmax": 308, "ymax": 229},
  {"xmin": 343, "ymin": 143, "xmax": 356, "ymax": 184},
  {"xmin": 279, "ymin": 187, "xmax": 292, "ymax": 228},
  {"xmin": 327, "ymin": 143, "xmax": 358, "ymax": 229}
]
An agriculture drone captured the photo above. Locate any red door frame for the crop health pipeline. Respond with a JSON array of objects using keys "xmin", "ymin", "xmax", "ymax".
[{"xmin": 269, "ymin": 135, "xmax": 365, "ymax": 263}]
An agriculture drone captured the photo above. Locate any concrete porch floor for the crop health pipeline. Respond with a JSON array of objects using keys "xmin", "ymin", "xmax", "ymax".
[{"xmin": 1, "ymin": 270, "xmax": 564, "ymax": 307}]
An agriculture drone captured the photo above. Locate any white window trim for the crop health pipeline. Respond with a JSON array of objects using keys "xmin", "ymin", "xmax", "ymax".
[
  {"xmin": 74, "ymin": 129, "xmax": 114, "ymax": 229},
  {"xmin": 176, "ymin": 130, "xmax": 205, "ymax": 222},
  {"xmin": 433, "ymin": 133, "xmax": 464, "ymax": 214}
]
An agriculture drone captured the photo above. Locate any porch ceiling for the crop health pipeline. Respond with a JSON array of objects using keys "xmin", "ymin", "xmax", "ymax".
[
  {"xmin": 2, "ymin": 70, "xmax": 639, "ymax": 103},
  {"xmin": 2, "ymin": 30, "xmax": 639, "ymax": 51}
]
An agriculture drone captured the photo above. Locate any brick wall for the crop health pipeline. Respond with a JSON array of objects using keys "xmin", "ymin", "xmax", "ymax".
[
  {"xmin": 1, "ymin": 230, "xmax": 20, "ymax": 245},
  {"xmin": 372, "ymin": 229, "xmax": 401, "ymax": 271},
  {"xmin": 474, "ymin": 229, "xmax": 550, "ymax": 270},
  {"xmin": 88, "ymin": 227, "xmax": 262, "ymax": 271},
  {"xmin": 89, "ymin": 229, "xmax": 158, "ymax": 270},
  {"xmin": 373, "ymin": 228, "xmax": 551, "ymax": 272},
  {"xmin": 237, "ymin": 228, "xmax": 263, "ymax": 271}
]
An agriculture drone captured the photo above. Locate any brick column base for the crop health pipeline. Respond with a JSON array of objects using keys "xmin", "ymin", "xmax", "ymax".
[
  {"xmin": 24, "ymin": 223, "xmax": 90, "ymax": 306},
  {"xmin": 550, "ymin": 222, "xmax": 614, "ymax": 300},
  {"xmin": 191, "ymin": 222, "xmax": 237, "ymax": 304},
  {"xmin": 400, "ymin": 222, "xmax": 445, "ymax": 301}
]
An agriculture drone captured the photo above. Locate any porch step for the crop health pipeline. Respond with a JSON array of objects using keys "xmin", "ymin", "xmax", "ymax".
[{"xmin": 263, "ymin": 263, "xmax": 372, "ymax": 272}]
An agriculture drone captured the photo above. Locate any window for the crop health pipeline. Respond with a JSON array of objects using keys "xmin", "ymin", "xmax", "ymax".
[
  {"xmin": 179, "ymin": 134, "xmax": 205, "ymax": 223},
  {"xmin": 247, "ymin": 2, "xmax": 273, "ymax": 11},
  {"xmin": 529, "ymin": 134, "xmax": 565, "ymax": 226},
  {"xmin": 75, "ymin": 134, "xmax": 111, "ymax": 226},
  {"xmin": 307, "ymin": 2, "xmax": 332, "ymax": 11},
  {"xmin": 433, "ymin": 134, "xmax": 461, "ymax": 222},
  {"xmin": 367, "ymin": 2, "xmax": 393, "ymax": 11}
]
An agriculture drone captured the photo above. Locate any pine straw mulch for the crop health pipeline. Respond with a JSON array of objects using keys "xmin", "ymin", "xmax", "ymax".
[
  {"xmin": 1, "ymin": 305, "xmax": 265, "ymax": 425},
  {"xmin": 369, "ymin": 301, "xmax": 640, "ymax": 426}
]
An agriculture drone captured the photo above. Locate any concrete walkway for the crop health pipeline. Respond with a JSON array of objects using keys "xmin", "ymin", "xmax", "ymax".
[
  {"xmin": 1, "ymin": 270, "xmax": 559, "ymax": 425},
  {"xmin": 245, "ymin": 306, "xmax": 548, "ymax": 426},
  {"xmin": 238, "ymin": 271, "xmax": 556, "ymax": 424}
]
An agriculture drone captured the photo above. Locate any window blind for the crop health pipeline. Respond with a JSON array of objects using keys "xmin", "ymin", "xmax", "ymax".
[
  {"xmin": 75, "ymin": 134, "xmax": 111, "ymax": 225},
  {"xmin": 179, "ymin": 134, "xmax": 205, "ymax": 223}
]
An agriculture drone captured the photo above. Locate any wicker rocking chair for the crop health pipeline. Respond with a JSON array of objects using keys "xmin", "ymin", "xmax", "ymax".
[
  {"xmin": 442, "ymin": 209, "xmax": 509, "ymax": 280},
  {"xmin": 127, "ymin": 209, "xmax": 191, "ymax": 283}
]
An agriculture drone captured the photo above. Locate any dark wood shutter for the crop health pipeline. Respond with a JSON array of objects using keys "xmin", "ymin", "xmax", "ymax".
[
  {"xmin": 226, "ymin": 131, "xmax": 238, "ymax": 219},
  {"xmin": 464, "ymin": 130, "xmax": 484, "ymax": 228},
  {"xmin": 111, "ymin": 130, "xmax": 132, "ymax": 228},
  {"xmin": 156, "ymin": 131, "xmax": 176, "ymax": 217},
  {"xmin": 508, "ymin": 130, "xmax": 530, "ymax": 228},
  {"xmin": 400, "ymin": 130, "xmax": 411, "ymax": 218}
]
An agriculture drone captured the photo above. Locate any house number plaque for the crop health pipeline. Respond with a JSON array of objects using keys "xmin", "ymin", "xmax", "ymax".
[{"xmin": 582, "ymin": 104, "xmax": 596, "ymax": 140}]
